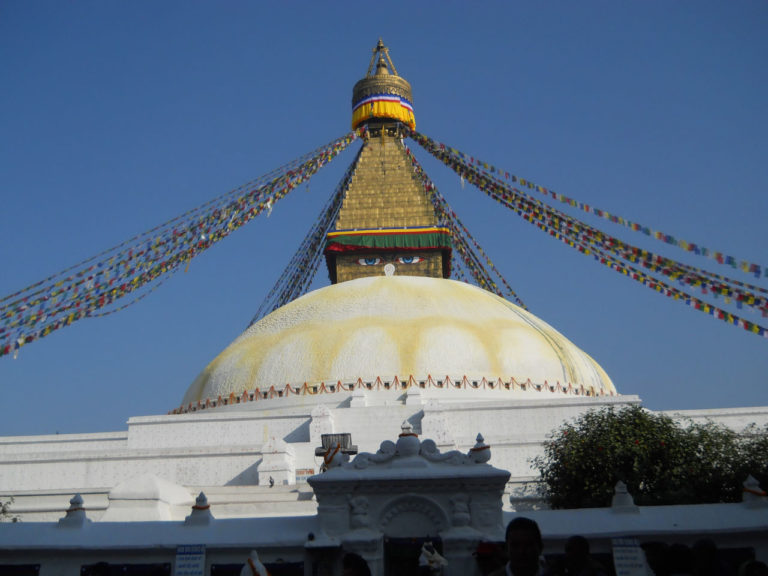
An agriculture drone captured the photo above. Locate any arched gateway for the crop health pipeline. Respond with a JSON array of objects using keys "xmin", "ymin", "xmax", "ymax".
[{"xmin": 308, "ymin": 423, "xmax": 509, "ymax": 576}]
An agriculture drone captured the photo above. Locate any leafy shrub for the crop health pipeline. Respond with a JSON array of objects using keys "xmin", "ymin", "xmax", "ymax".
[{"xmin": 532, "ymin": 406, "xmax": 767, "ymax": 508}]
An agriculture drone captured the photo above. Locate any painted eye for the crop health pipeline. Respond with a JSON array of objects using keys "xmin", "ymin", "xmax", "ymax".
[
  {"xmin": 358, "ymin": 257, "xmax": 382, "ymax": 266},
  {"xmin": 397, "ymin": 256, "xmax": 423, "ymax": 264}
]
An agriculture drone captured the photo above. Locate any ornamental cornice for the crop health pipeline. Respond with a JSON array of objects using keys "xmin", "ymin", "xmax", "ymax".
[
  {"xmin": 171, "ymin": 374, "xmax": 612, "ymax": 415},
  {"xmin": 308, "ymin": 424, "xmax": 510, "ymax": 489}
]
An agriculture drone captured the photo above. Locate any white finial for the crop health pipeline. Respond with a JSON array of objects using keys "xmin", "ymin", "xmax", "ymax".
[
  {"xmin": 58, "ymin": 493, "xmax": 90, "ymax": 527},
  {"xmin": 469, "ymin": 433, "xmax": 491, "ymax": 463},
  {"xmin": 742, "ymin": 475, "xmax": 767, "ymax": 505},
  {"xmin": 384, "ymin": 263, "xmax": 395, "ymax": 276},
  {"xmin": 401, "ymin": 420, "xmax": 412, "ymax": 434},
  {"xmin": 611, "ymin": 480, "xmax": 639, "ymax": 512},
  {"xmin": 185, "ymin": 491, "xmax": 214, "ymax": 525}
]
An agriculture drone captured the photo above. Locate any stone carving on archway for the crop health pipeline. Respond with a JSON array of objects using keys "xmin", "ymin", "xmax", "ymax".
[
  {"xmin": 379, "ymin": 495, "xmax": 448, "ymax": 537},
  {"xmin": 449, "ymin": 493, "xmax": 470, "ymax": 527},
  {"xmin": 348, "ymin": 495, "xmax": 370, "ymax": 529}
]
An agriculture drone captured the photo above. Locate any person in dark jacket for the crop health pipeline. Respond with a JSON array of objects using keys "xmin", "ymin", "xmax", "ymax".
[{"xmin": 489, "ymin": 517, "xmax": 549, "ymax": 576}]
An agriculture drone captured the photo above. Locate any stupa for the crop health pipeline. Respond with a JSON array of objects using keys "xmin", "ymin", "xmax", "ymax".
[
  {"xmin": 172, "ymin": 39, "xmax": 629, "ymax": 492},
  {"xmin": 182, "ymin": 39, "xmax": 617, "ymax": 413}
]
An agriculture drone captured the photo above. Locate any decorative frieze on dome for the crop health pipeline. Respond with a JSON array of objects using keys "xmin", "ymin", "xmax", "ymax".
[{"xmin": 172, "ymin": 374, "xmax": 613, "ymax": 414}]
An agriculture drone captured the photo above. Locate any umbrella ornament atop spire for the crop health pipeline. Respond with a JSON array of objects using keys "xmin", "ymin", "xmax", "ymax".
[{"xmin": 351, "ymin": 38, "xmax": 415, "ymax": 131}]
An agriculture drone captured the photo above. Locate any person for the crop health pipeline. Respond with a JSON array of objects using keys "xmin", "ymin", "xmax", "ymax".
[
  {"xmin": 640, "ymin": 542, "xmax": 669, "ymax": 576},
  {"xmin": 667, "ymin": 543, "xmax": 694, "ymax": 576},
  {"xmin": 342, "ymin": 552, "xmax": 372, "ymax": 576},
  {"xmin": 691, "ymin": 539, "xmax": 727, "ymax": 576},
  {"xmin": 554, "ymin": 536, "xmax": 607, "ymax": 576},
  {"xmin": 489, "ymin": 517, "xmax": 549, "ymax": 576}
]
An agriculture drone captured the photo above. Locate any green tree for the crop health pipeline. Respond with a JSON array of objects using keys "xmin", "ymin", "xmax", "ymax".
[{"xmin": 532, "ymin": 405, "xmax": 767, "ymax": 509}]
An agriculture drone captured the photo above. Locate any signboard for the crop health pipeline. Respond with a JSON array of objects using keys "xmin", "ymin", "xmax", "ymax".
[
  {"xmin": 296, "ymin": 468, "xmax": 315, "ymax": 483},
  {"xmin": 175, "ymin": 544, "xmax": 206, "ymax": 576},
  {"xmin": 612, "ymin": 538, "xmax": 650, "ymax": 576}
]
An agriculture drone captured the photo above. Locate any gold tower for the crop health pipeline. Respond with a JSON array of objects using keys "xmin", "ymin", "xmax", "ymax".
[{"xmin": 325, "ymin": 40, "xmax": 451, "ymax": 284}]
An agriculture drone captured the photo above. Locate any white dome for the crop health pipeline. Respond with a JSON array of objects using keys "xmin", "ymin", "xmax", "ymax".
[{"xmin": 181, "ymin": 277, "xmax": 615, "ymax": 407}]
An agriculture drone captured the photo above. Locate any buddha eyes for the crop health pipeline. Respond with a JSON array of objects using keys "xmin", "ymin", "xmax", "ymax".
[
  {"xmin": 358, "ymin": 257, "xmax": 382, "ymax": 266},
  {"xmin": 356, "ymin": 256, "xmax": 423, "ymax": 265},
  {"xmin": 397, "ymin": 256, "xmax": 423, "ymax": 264}
]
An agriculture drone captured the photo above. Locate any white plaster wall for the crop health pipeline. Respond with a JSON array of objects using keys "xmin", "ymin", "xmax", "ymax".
[
  {"xmin": 0, "ymin": 431, "xmax": 127, "ymax": 455},
  {"xmin": 4, "ymin": 485, "xmax": 319, "ymax": 523},
  {"xmin": 127, "ymin": 412, "xmax": 311, "ymax": 449},
  {"xmin": 430, "ymin": 396, "xmax": 639, "ymax": 443},
  {"xmin": 0, "ymin": 448, "xmax": 263, "ymax": 491},
  {"xmin": 663, "ymin": 407, "xmax": 768, "ymax": 431},
  {"xmin": 2, "ymin": 491, "xmax": 110, "ymax": 522},
  {"xmin": 328, "ymin": 404, "xmax": 426, "ymax": 452}
]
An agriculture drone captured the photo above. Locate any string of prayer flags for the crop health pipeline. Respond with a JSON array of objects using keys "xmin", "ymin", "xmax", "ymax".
[
  {"xmin": 403, "ymin": 143, "xmax": 527, "ymax": 309},
  {"xmin": 249, "ymin": 146, "xmax": 362, "ymax": 325},
  {"xmin": 411, "ymin": 131, "xmax": 767, "ymax": 280},
  {"xmin": 409, "ymin": 130, "xmax": 768, "ymax": 339},
  {"xmin": 0, "ymin": 131, "xmax": 361, "ymax": 358}
]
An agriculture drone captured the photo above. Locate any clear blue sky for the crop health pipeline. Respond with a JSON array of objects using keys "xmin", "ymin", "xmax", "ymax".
[{"xmin": 1, "ymin": 2, "xmax": 767, "ymax": 436}]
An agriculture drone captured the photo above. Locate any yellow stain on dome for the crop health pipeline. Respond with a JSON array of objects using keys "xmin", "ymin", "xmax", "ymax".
[{"xmin": 182, "ymin": 277, "xmax": 616, "ymax": 405}]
